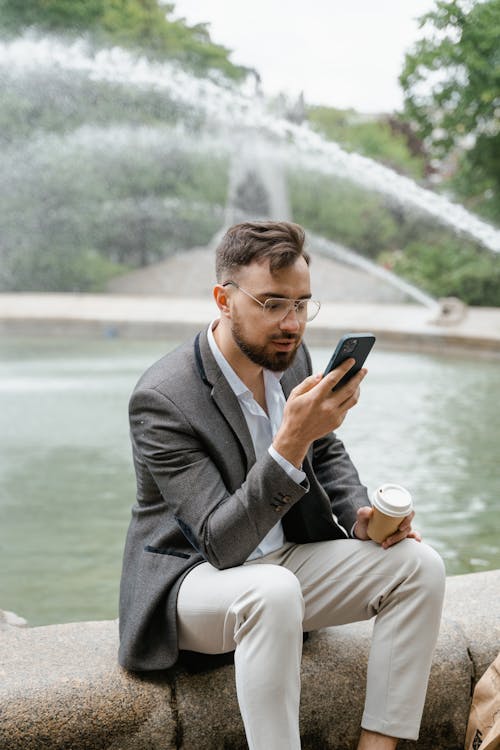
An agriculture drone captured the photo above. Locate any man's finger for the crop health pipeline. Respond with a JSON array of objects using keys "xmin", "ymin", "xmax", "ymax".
[
  {"xmin": 356, "ymin": 506, "xmax": 373, "ymax": 521},
  {"xmin": 291, "ymin": 372, "xmax": 322, "ymax": 396},
  {"xmin": 320, "ymin": 358, "xmax": 356, "ymax": 391},
  {"xmin": 407, "ymin": 530, "xmax": 422, "ymax": 542},
  {"xmin": 397, "ymin": 511, "xmax": 415, "ymax": 533},
  {"xmin": 382, "ymin": 525, "xmax": 422, "ymax": 549}
]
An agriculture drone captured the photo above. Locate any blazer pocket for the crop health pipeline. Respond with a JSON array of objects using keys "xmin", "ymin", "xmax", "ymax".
[{"xmin": 144, "ymin": 544, "xmax": 191, "ymax": 559}]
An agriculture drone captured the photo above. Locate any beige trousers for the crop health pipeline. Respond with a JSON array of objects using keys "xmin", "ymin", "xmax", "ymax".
[{"xmin": 176, "ymin": 538, "xmax": 445, "ymax": 750}]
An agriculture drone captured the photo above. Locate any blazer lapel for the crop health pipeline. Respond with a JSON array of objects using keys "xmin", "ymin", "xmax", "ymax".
[
  {"xmin": 281, "ymin": 357, "xmax": 316, "ymax": 464},
  {"xmin": 195, "ymin": 330, "xmax": 256, "ymax": 467},
  {"xmin": 280, "ymin": 368, "xmax": 296, "ymax": 399}
]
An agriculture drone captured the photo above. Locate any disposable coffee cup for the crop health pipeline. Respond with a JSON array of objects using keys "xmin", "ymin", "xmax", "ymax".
[{"xmin": 367, "ymin": 483, "xmax": 413, "ymax": 544}]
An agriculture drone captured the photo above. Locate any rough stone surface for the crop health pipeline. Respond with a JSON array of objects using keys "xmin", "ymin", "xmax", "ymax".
[
  {"xmin": 0, "ymin": 571, "xmax": 499, "ymax": 749},
  {"xmin": 175, "ymin": 661, "xmax": 245, "ymax": 749},
  {"xmin": 443, "ymin": 570, "xmax": 500, "ymax": 684},
  {"xmin": 0, "ymin": 620, "xmax": 176, "ymax": 750}
]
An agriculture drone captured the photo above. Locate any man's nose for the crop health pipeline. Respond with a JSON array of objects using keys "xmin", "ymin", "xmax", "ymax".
[{"xmin": 279, "ymin": 306, "xmax": 301, "ymax": 332}]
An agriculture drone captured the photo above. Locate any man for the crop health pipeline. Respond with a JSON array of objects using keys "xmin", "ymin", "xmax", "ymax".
[{"xmin": 119, "ymin": 221, "xmax": 445, "ymax": 750}]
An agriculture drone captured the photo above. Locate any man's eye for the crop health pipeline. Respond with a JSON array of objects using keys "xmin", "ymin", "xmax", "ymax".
[
  {"xmin": 266, "ymin": 299, "xmax": 287, "ymax": 312},
  {"xmin": 295, "ymin": 301, "xmax": 308, "ymax": 313}
]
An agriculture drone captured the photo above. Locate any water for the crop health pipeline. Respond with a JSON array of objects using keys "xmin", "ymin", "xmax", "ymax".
[
  {"xmin": 1, "ymin": 336, "xmax": 499, "ymax": 626},
  {"xmin": 1, "ymin": 34, "xmax": 500, "ymax": 254},
  {"xmin": 1, "ymin": 33, "xmax": 499, "ymax": 624},
  {"xmin": 308, "ymin": 231, "xmax": 439, "ymax": 310}
]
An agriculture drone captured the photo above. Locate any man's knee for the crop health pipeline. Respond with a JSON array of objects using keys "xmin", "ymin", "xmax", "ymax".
[
  {"xmin": 233, "ymin": 565, "xmax": 304, "ymax": 633},
  {"xmin": 403, "ymin": 540, "xmax": 446, "ymax": 603},
  {"xmin": 255, "ymin": 565, "xmax": 303, "ymax": 613}
]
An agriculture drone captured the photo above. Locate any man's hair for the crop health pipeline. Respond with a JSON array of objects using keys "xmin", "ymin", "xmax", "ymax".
[{"xmin": 215, "ymin": 221, "xmax": 309, "ymax": 281}]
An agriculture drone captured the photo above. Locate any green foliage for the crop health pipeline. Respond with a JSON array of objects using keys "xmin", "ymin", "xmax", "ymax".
[
  {"xmin": 307, "ymin": 106, "xmax": 425, "ymax": 180},
  {"xmin": 0, "ymin": 0, "xmax": 103, "ymax": 30},
  {"xmin": 94, "ymin": 197, "xmax": 224, "ymax": 266},
  {"xmin": 288, "ymin": 169, "xmax": 400, "ymax": 258},
  {"xmin": 381, "ymin": 240, "xmax": 500, "ymax": 306},
  {"xmin": 6, "ymin": 247, "xmax": 124, "ymax": 292},
  {"xmin": 400, "ymin": 0, "xmax": 500, "ymax": 222},
  {"xmin": 97, "ymin": 1, "xmax": 248, "ymax": 79},
  {"xmin": 0, "ymin": 4, "xmax": 232, "ymax": 294},
  {"xmin": 449, "ymin": 132, "xmax": 500, "ymax": 224},
  {"xmin": 0, "ymin": 0, "xmax": 249, "ymax": 81},
  {"xmin": 288, "ymin": 160, "xmax": 500, "ymax": 305},
  {"xmin": 0, "ymin": 1, "xmax": 240, "ymax": 293},
  {"xmin": 2, "ymin": 0, "xmax": 497, "ymax": 302},
  {"xmin": 0, "ymin": 68, "xmax": 196, "ymax": 146},
  {"xmin": 0, "ymin": 123, "xmax": 228, "ymax": 291}
]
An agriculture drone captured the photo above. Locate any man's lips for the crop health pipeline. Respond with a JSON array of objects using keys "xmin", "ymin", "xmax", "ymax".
[{"xmin": 271, "ymin": 338, "xmax": 299, "ymax": 350}]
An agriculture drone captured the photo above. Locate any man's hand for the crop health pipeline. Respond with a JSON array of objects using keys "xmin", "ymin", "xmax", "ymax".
[
  {"xmin": 353, "ymin": 506, "xmax": 422, "ymax": 549},
  {"xmin": 272, "ymin": 358, "xmax": 366, "ymax": 468}
]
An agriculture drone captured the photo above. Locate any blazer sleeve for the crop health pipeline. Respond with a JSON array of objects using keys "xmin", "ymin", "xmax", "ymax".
[
  {"xmin": 129, "ymin": 385, "xmax": 310, "ymax": 570},
  {"xmin": 311, "ymin": 431, "xmax": 370, "ymax": 533}
]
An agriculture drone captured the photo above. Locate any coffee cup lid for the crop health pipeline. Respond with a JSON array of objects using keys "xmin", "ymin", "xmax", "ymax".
[{"xmin": 372, "ymin": 484, "xmax": 413, "ymax": 517}]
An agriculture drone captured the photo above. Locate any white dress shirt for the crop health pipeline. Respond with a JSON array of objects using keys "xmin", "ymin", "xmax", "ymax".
[{"xmin": 207, "ymin": 321, "xmax": 306, "ymax": 559}]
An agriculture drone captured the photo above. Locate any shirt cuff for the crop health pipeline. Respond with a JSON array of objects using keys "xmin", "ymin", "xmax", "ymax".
[{"xmin": 268, "ymin": 445, "xmax": 306, "ymax": 485}]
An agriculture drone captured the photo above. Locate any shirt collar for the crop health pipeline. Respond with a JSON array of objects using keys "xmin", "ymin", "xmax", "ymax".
[{"xmin": 207, "ymin": 320, "xmax": 283, "ymax": 399}]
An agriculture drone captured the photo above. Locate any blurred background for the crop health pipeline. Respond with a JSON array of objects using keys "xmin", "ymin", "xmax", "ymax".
[
  {"xmin": 1, "ymin": 0, "xmax": 499, "ymax": 299},
  {"xmin": 1, "ymin": 0, "xmax": 499, "ymax": 626}
]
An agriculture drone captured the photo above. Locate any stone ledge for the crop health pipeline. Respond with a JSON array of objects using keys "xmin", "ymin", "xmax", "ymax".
[
  {"xmin": 2, "ymin": 294, "xmax": 500, "ymax": 356},
  {"xmin": 1, "ymin": 570, "xmax": 499, "ymax": 750}
]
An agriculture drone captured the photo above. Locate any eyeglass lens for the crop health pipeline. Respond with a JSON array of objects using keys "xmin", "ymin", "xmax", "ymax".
[{"xmin": 263, "ymin": 299, "xmax": 319, "ymax": 321}]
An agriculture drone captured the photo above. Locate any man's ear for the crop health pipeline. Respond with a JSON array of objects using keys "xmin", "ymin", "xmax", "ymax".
[{"xmin": 213, "ymin": 284, "xmax": 231, "ymax": 317}]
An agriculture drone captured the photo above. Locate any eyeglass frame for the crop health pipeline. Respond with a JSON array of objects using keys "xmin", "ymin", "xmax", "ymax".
[{"xmin": 221, "ymin": 280, "xmax": 321, "ymax": 322}]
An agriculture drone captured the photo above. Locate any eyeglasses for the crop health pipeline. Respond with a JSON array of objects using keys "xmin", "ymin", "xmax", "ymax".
[{"xmin": 222, "ymin": 281, "xmax": 321, "ymax": 322}]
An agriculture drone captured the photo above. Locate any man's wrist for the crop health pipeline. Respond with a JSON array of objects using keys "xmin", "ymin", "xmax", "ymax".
[
  {"xmin": 268, "ymin": 445, "xmax": 306, "ymax": 484},
  {"xmin": 272, "ymin": 431, "xmax": 308, "ymax": 470}
]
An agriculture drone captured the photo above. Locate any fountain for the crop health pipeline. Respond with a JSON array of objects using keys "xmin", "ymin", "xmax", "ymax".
[
  {"xmin": 1, "ymin": 33, "xmax": 500, "ymax": 281},
  {"xmin": 222, "ymin": 150, "xmax": 442, "ymax": 311}
]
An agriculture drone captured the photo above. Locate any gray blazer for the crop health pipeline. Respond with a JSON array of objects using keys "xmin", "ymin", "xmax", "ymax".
[{"xmin": 118, "ymin": 328, "xmax": 369, "ymax": 671}]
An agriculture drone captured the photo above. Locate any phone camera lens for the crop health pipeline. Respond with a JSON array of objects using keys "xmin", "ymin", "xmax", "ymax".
[{"xmin": 342, "ymin": 339, "xmax": 357, "ymax": 354}]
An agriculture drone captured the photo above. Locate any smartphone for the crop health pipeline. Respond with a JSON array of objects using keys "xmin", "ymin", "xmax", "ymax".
[{"xmin": 323, "ymin": 333, "xmax": 376, "ymax": 391}]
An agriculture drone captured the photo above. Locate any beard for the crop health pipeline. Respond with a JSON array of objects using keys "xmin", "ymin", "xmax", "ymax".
[{"xmin": 231, "ymin": 318, "xmax": 301, "ymax": 371}]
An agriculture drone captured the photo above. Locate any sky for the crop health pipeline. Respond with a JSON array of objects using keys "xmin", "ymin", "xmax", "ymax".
[{"xmin": 172, "ymin": 0, "xmax": 436, "ymax": 113}]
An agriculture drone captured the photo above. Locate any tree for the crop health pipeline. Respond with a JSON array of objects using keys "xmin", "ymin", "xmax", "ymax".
[
  {"xmin": 399, "ymin": 0, "xmax": 500, "ymax": 223},
  {"xmin": 0, "ymin": 0, "xmax": 249, "ymax": 81},
  {"xmin": 0, "ymin": 0, "xmax": 104, "ymax": 31}
]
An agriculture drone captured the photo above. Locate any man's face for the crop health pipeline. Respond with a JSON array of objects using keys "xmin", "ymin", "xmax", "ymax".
[{"xmin": 228, "ymin": 256, "xmax": 311, "ymax": 371}]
